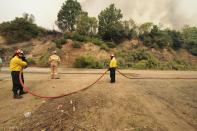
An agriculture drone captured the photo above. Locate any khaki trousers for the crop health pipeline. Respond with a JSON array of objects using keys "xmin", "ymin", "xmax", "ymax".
[{"xmin": 50, "ymin": 62, "xmax": 59, "ymax": 79}]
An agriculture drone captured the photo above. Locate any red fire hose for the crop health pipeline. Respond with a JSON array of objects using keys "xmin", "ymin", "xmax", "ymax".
[
  {"xmin": 19, "ymin": 69, "xmax": 196, "ymax": 99},
  {"xmin": 19, "ymin": 70, "xmax": 108, "ymax": 99},
  {"xmin": 116, "ymin": 69, "xmax": 197, "ymax": 80}
]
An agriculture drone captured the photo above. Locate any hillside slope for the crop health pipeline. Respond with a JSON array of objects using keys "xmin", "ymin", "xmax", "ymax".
[{"xmin": 0, "ymin": 36, "xmax": 196, "ymax": 68}]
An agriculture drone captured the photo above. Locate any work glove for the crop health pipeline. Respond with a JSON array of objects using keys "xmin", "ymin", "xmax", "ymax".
[{"xmin": 22, "ymin": 56, "xmax": 28, "ymax": 69}]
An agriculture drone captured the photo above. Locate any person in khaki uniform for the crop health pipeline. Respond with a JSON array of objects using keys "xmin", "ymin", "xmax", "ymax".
[{"xmin": 49, "ymin": 51, "xmax": 61, "ymax": 79}]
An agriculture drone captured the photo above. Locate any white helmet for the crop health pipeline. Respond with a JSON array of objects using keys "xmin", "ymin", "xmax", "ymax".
[
  {"xmin": 15, "ymin": 49, "xmax": 24, "ymax": 54},
  {"xmin": 110, "ymin": 54, "xmax": 115, "ymax": 57}
]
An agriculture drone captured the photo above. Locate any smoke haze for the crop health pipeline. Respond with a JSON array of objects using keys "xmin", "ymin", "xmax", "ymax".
[
  {"xmin": 80, "ymin": 0, "xmax": 197, "ymax": 29},
  {"xmin": 0, "ymin": 0, "xmax": 196, "ymax": 29}
]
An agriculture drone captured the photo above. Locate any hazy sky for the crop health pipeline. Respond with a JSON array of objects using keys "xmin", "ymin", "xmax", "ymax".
[{"xmin": 0, "ymin": 0, "xmax": 197, "ymax": 30}]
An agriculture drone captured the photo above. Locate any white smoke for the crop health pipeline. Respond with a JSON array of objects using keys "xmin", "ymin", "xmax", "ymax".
[{"xmin": 80, "ymin": 0, "xmax": 197, "ymax": 29}]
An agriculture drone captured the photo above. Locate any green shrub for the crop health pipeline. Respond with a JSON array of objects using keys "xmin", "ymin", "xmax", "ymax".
[
  {"xmin": 0, "ymin": 17, "xmax": 43, "ymax": 43},
  {"xmin": 37, "ymin": 51, "xmax": 50, "ymax": 66},
  {"xmin": 100, "ymin": 43, "xmax": 109, "ymax": 51},
  {"xmin": 128, "ymin": 49, "xmax": 152, "ymax": 62},
  {"xmin": 116, "ymin": 58, "xmax": 126, "ymax": 68},
  {"xmin": 27, "ymin": 57, "xmax": 36, "ymax": 65},
  {"xmin": 72, "ymin": 33, "xmax": 87, "ymax": 42},
  {"xmin": 133, "ymin": 60, "xmax": 147, "ymax": 69},
  {"xmin": 64, "ymin": 32, "xmax": 115, "ymax": 50},
  {"xmin": 106, "ymin": 42, "xmax": 116, "ymax": 48},
  {"xmin": 115, "ymin": 49, "xmax": 194, "ymax": 70},
  {"xmin": 115, "ymin": 49, "xmax": 160, "ymax": 69},
  {"xmin": 72, "ymin": 41, "xmax": 82, "ymax": 48},
  {"xmin": 163, "ymin": 59, "xmax": 190, "ymax": 70},
  {"xmin": 146, "ymin": 57, "xmax": 160, "ymax": 69},
  {"xmin": 99, "ymin": 59, "xmax": 109, "ymax": 68},
  {"xmin": 64, "ymin": 32, "xmax": 87, "ymax": 42},
  {"xmin": 53, "ymin": 38, "xmax": 66, "ymax": 49},
  {"xmin": 190, "ymin": 47, "xmax": 197, "ymax": 56},
  {"xmin": 63, "ymin": 33, "xmax": 71, "ymax": 39},
  {"xmin": 132, "ymin": 58, "xmax": 159, "ymax": 69},
  {"xmin": 88, "ymin": 38, "xmax": 115, "ymax": 50},
  {"xmin": 88, "ymin": 37, "xmax": 104, "ymax": 46},
  {"xmin": 74, "ymin": 56, "xmax": 104, "ymax": 69}
]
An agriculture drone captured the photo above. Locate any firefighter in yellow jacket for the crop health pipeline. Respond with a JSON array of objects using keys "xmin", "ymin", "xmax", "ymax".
[
  {"xmin": 109, "ymin": 54, "xmax": 117, "ymax": 83},
  {"xmin": 10, "ymin": 49, "xmax": 27, "ymax": 99},
  {"xmin": 49, "ymin": 51, "xmax": 61, "ymax": 79}
]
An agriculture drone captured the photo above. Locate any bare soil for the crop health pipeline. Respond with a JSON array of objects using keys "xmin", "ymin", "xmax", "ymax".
[{"xmin": 0, "ymin": 69, "xmax": 197, "ymax": 131}]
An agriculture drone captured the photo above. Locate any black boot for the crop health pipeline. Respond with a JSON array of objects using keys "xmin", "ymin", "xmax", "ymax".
[
  {"xmin": 19, "ymin": 91, "xmax": 27, "ymax": 96},
  {"xmin": 13, "ymin": 94, "xmax": 23, "ymax": 99}
]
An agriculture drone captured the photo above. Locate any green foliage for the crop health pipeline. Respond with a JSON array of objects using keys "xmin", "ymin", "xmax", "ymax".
[
  {"xmin": 146, "ymin": 57, "xmax": 160, "ymax": 68},
  {"xmin": 190, "ymin": 47, "xmax": 197, "ymax": 56},
  {"xmin": 26, "ymin": 57, "xmax": 36, "ymax": 65},
  {"xmin": 115, "ymin": 48, "xmax": 195, "ymax": 70},
  {"xmin": 182, "ymin": 25, "xmax": 197, "ymax": 55},
  {"xmin": 72, "ymin": 41, "xmax": 82, "ymax": 48},
  {"xmin": 129, "ymin": 49, "xmax": 160, "ymax": 69},
  {"xmin": 140, "ymin": 25, "xmax": 171, "ymax": 49},
  {"xmin": 76, "ymin": 12, "xmax": 98, "ymax": 36},
  {"xmin": 139, "ymin": 22, "xmax": 153, "ymax": 34},
  {"xmin": 64, "ymin": 32, "xmax": 111, "ymax": 50},
  {"xmin": 100, "ymin": 43, "xmax": 109, "ymax": 51},
  {"xmin": 116, "ymin": 49, "xmax": 160, "ymax": 69},
  {"xmin": 167, "ymin": 30, "xmax": 183, "ymax": 50},
  {"xmin": 133, "ymin": 60, "xmax": 147, "ymax": 69},
  {"xmin": 64, "ymin": 32, "xmax": 87, "ymax": 42},
  {"xmin": 150, "ymin": 25, "xmax": 171, "ymax": 48},
  {"xmin": 87, "ymin": 37, "xmax": 104, "ymax": 46},
  {"xmin": 22, "ymin": 13, "xmax": 35, "ymax": 23},
  {"xmin": 37, "ymin": 51, "xmax": 51, "ymax": 66},
  {"xmin": 86, "ymin": 37, "xmax": 116, "ymax": 49},
  {"xmin": 106, "ymin": 42, "xmax": 116, "ymax": 48},
  {"xmin": 121, "ymin": 19, "xmax": 138, "ymax": 40},
  {"xmin": 76, "ymin": 12, "xmax": 90, "ymax": 35},
  {"xmin": 0, "ymin": 17, "xmax": 42, "ymax": 43},
  {"xmin": 98, "ymin": 4, "xmax": 123, "ymax": 42},
  {"xmin": 72, "ymin": 33, "xmax": 87, "ymax": 42},
  {"xmin": 89, "ymin": 17, "xmax": 98, "ymax": 36},
  {"xmin": 53, "ymin": 38, "xmax": 67, "ymax": 49},
  {"xmin": 74, "ymin": 56, "xmax": 104, "ymax": 69},
  {"xmin": 182, "ymin": 25, "xmax": 197, "ymax": 41},
  {"xmin": 56, "ymin": 0, "xmax": 82, "ymax": 32},
  {"xmin": 161, "ymin": 59, "xmax": 190, "ymax": 70}
]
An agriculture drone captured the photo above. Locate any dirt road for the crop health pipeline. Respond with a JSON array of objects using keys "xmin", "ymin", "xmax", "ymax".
[{"xmin": 0, "ymin": 68, "xmax": 197, "ymax": 131}]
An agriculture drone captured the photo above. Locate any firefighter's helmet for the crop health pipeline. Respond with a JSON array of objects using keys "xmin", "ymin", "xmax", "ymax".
[
  {"xmin": 15, "ymin": 49, "xmax": 24, "ymax": 54},
  {"xmin": 110, "ymin": 54, "xmax": 115, "ymax": 57},
  {"xmin": 53, "ymin": 51, "xmax": 57, "ymax": 54}
]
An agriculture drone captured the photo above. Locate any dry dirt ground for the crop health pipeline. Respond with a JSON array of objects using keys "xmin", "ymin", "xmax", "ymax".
[{"xmin": 0, "ymin": 68, "xmax": 197, "ymax": 131}]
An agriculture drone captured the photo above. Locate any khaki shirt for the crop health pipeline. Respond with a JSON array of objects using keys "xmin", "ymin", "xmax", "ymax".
[{"xmin": 49, "ymin": 54, "xmax": 60, "ymax": 64}]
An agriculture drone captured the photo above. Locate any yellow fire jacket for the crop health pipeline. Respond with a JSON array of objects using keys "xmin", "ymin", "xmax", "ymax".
[
  {"xmin": 109, "ymin": 58, "xmax": 117, "ymax": 68},
  {"xmin": 10, "ymin": 56, "xmax": 27, "ymax": 71}
]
